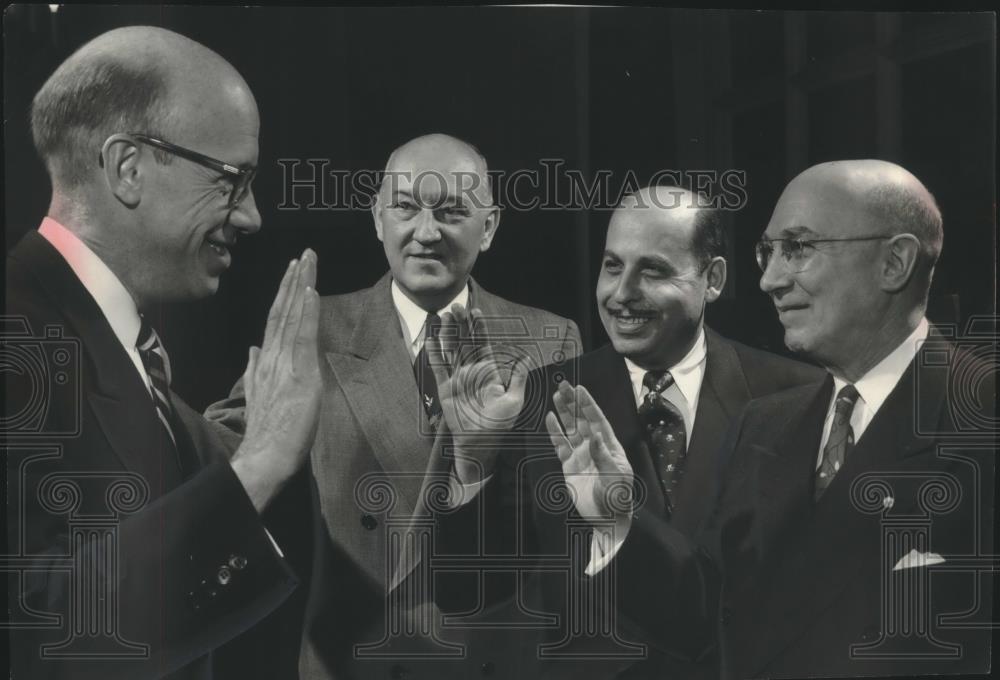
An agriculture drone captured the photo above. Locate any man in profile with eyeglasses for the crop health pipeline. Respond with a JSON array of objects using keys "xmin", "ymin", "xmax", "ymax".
[
  {"xmin": 6, "ymin": 26, "xmax": 322, "ymax": 680},
  {"xmin": 564, "ymin": 160, "xmax": 993, "ymax": 679},
  {"xmin": 430, "ymin": 184, "xmax": 820, "ymax": 680}
]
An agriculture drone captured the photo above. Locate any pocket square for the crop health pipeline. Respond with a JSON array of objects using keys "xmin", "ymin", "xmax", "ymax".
[{"xmin": 892, "ymin": 548, "xmax": 945, "ymax": 571}]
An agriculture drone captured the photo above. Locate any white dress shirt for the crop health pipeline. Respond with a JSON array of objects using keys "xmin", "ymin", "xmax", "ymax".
[
  {"xmin": 390, "ymin": 280, "xmax": 470, "ymax": 362},
  {"xmin": 588, "ymin": 328, "xmax": 708, "ymax": 575},
  {"xmin": 38, "ymin": 217, "xmax": 155, "ymax": 397},
  {"xmin": 816, "ymin": 318, "xmax": 930, "ymax": 468},
  {"xmin": 624, "ymin": 327, "xmax": 707, "ymax": 447}
]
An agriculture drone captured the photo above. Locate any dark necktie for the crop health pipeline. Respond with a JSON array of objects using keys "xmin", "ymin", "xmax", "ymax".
[
  {"xmin": 413, "ymin": 312, "xmax": 443, "ymax": 425},
  {"xmin": 815, "ymin": 384, "xmax": 860, "ymax": 501},
  {"xmin": 637, "ymin": 370, "xmax": 688, "ymax": 516},
  {"xmin": 136, "ymin": 317, "xmax": 176, "ymax": 446}
]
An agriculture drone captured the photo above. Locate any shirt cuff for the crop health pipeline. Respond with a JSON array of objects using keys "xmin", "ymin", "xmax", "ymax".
[
  {"xmin": 585, "ymin": 517, "xmax": 631, "ymax": 576},
  {"xmin": 448, "ymin": 468, "xmax": 492, "ymax": 508}
]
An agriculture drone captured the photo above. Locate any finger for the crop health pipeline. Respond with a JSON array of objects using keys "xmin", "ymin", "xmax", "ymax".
[
  {"xmin": 591, "ymin": 429, "xmax": 627, "ymax": 478},
  {"xmin": 575, "ymin": 385, "xmax": 617, "ymax": 443},
  {"xmin": 262, "ymin": 258, "xmax": 297, "ymax": 350},
  {"xmin": 294, "ymin": 285, "xmax": 320, "ymax": 367},
  {"xmin": 298, "ymin": 248, "xmax": 317, "ymax": 290},
  {"xmin": 552, "ymin": 382, "xmax": 583, "ymax": 449},
  {"xmin": 438, "ymin": 311, "xmax": 458, "ymax": 369},
  {"xmin": 426, "ymin": 335, "xmax": 452, "ymax": 388},
  {"xmin": 278, "ymin": 254, "xmax": 312, "ymax": 354},
  {"xmin": 274, "ymin": 258, "xmax": 304, "ymax": 352},
  {"xmin": 288, "ymin": 250, "xmax": 317, "ymax": 353},
  {"xmin": 544, "ymin": 411, "xmax": 573, "ymax": 463},
  {"xmin": 506, "ymin": 356, "xmax": 529, "ymax": 402},
  {"xmin": 244, "ymin": 346, "xmax": 259, "ymax": 406}
]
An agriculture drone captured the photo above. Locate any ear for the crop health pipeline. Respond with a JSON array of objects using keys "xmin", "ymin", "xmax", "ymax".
[
  {"xmin": 881, "ymin": 233, "xmax": 920, "ymax": 292},
  {"xmin": 479, "ymin": 206, "xmax": 501, "ymax": 252},
  {"xmin": 372, "ymin": 195, "xmax": 385, "ymax": 242},
  {"xmin": 100, "ymin": 134, "xmax": 143, "ymax": 208},
  {"xmin": 703, "ymin": 256, "xmax": 727, "ymax": 303}
]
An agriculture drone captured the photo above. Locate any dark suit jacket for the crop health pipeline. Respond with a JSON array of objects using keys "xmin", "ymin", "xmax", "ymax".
[
  {"xmin": 206, "ymin": 271, "xmax": 581, "ymax": 680},
  {"xmin": 459, "ymin": 328, "xmax": 822, "ymax": 679},
  {"xmin": 4, "ymin": 231, "xmax": 297, "ymax": 680},
  {"xmin": 614, "ymin": 328, "xmax": 994, "ymax": 679}
]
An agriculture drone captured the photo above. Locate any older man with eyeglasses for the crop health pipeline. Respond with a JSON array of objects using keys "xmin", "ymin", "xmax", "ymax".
[
  {"xmin": 556, "ymin": 159, "xmax": 994, "ymax": 680},
  {"xmin": 6, "ymin": 26, "xmax": 321, "ymax": 680}
]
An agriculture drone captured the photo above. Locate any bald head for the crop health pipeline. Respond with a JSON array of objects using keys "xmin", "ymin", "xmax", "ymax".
[
  {"xmin": 382, "ymin": 133, "xmax": 493, "ymax": 207},
  {"xmin": 32, "ymin": 26, "xmax": 257, "ymax": 190},
  {"xmin": 785, "ymin": 160, "xmax": 943, "ymax": 268}
]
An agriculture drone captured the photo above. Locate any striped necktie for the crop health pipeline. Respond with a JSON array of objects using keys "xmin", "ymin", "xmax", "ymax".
[
  {"xmin": 136, "ymin": 317, "xmax": 176, "ymax": 446},
  {"xmin": 815, "ymin": 384, "xmax": 860, "ymax": 501}
]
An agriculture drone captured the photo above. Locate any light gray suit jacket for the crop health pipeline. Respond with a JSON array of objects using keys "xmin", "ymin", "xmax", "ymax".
[{"xmin": 207, "ymin": 272, "xmax": 581, "ymax": 680}]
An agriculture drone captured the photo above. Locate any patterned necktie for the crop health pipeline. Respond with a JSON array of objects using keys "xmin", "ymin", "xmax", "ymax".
[
  {"xmin": 815, "ymin": 384, "xmax": 860, "ymax": 501},
  {"xmin": 136, "ymin": 317, "xmax": 176, "ymax": 447},
  {"xmin": 637, "ymin": 370, "xmax": 688, "ymax": 516},
  {"xmin": 413, "ymin": 312, "xmax": 443, "ymax": 425}
]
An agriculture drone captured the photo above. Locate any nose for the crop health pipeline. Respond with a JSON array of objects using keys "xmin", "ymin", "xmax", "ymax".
[
  {"xmin": 229, "ymin": 188, "xmax": 262, "ymax": 235},
  {"xmin": 612, "ymin": 269, "xmax": 642, "ymax": 305},
  {"xmin": 759, "ymin": 250, "xmax": 792, "ymax": 296},
  {"xmin": 412, "ymin": 208, "xmax": 442, "ymax": 244}
]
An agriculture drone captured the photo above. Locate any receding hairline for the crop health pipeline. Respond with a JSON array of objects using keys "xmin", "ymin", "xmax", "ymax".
[
  {"xmin": 380, "ymin": 133, "xmax": 492, "ymax": 203},
  {"xmin": 793, "ymin": 160, "xmax": 943, "ymax": 258}
]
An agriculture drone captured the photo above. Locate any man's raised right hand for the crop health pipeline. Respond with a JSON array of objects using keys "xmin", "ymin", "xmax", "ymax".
[{"xmin": 230, "ymin": 249, "xmax": 322, "ymax": 512}]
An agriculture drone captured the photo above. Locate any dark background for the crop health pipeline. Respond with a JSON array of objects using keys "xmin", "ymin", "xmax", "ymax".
[
  {"xmin": 3, "ymin": 7, "xmax": 996, "ymax": 679},
  {"xmin": 4, "ymin": 7, "xmax": 996, "ymax": 412}
]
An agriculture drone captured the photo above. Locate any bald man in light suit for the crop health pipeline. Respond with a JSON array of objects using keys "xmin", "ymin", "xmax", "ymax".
[{"xmin": 207, "ymin": 133, "xmax": 581, "ymax": 680}]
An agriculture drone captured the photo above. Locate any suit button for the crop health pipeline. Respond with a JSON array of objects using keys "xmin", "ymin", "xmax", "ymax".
[
  {"xmin": 217, "ymin": 566, "xmax": 232, "ymax": 585},
  {"xmin": 720, "ymin": 606, "xmax": 733, "ymax": 625},
  {"xmin": 481, "ymin": 661, "xmax": 495, "ymax": 676},
  {"xmin": 362, "ymin": 514, "xmax": 378, "ymax": 530},
  {"xmin": 228, "ymin": 554, "xmax": 248, "ymax": 570},
  {"xmin": 390, "ymin": 664, "xmax": 408, "ymax": 679}
]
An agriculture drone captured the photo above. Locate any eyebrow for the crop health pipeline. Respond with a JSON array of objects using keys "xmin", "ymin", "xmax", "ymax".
[
  {"xmin": 388, "ymin": 188, "xmax": 468, "ymax": 208},
  {"xmin": 602, "ymin": 250, "xmax": 675, "ymax": 269},
  {"xmin": 776, "ymin": 225, "xmax": 819, "ymax": 238}
]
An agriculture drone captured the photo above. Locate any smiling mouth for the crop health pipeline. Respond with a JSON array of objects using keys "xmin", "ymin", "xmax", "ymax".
[
  {"xmin": 206, "ymin": 238, "xmax": 233, "ymax": 258},
  {"xmin": 608, "ymin": 309, "xmax": 657, "ymax": 328},
  {"xmin": 776, "ymin": 304, "xmax": 808, "ymax": 313}
]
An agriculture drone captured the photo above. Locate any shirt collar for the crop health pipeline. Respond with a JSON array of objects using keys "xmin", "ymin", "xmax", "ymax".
[
  {"xmin": 38, "ymin": 217, "xmax": 143, "ymax": 350},
  {"xmin": 832, "ymin": 317, "xmax": 930, "ymax": 413},
  {"xmin": 623, "ymin": 326, "xmax": 707, "ymax": 406},
  {"xmin": 390, "ymin": 279, "xmax": 471, "ymax": 347}
]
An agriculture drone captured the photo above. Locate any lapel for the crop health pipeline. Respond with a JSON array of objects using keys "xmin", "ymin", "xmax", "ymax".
[
  {"xmin": 580, "ymin": 345, "xmax": 668, "ymax": 518},
  {"xmin": 671, "ymin": 329, "xmax": 752, "ymax": 535},
  {"xmin": 753, "ymin": 376, "xmax": 832, "ymax": 561},
  {"xmin": 387, "ymin": 279, "xmax": 516, "ymax": 590},
  {"xmin": 13, "ymin": 232, "xmax": 180, "ymax": 492},
  {"xmin": 746, "ymin": 339, "xmax": 951, "ymax": 676},
  {"xmin": 324, "ymin": 273, "xmax": 434, "ymax": 517}
]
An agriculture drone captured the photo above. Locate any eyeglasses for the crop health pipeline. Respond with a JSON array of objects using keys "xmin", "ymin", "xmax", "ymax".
[
  {"xmin": 754, "ymin": 235, "xmax": 894, "ymax": 273},
  {"xmin": 129, "ymin": 133, "xmax": 256, "ymax": 209}
]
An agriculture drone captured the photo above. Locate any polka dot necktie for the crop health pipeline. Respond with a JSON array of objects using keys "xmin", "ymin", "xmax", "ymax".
[
  {"xmin": 815, "ymin": 384, "xmax": 860, "ymax": 501},
  {"xmin": 637, "ymin": 370, "xmax": 687, "ymax": 517}
]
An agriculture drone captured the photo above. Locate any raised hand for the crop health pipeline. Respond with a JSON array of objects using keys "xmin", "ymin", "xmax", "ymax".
[
  {"xmin": 427, "ymin": 304, "xmax": 528, "ymax": 482},
  {"xmin": 231, "ymin": 249, "xmax": 322, "ymax": 511},
  {"xmin": 545, "ymin": 380, "xmax": 634, "ymax": 525}
]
